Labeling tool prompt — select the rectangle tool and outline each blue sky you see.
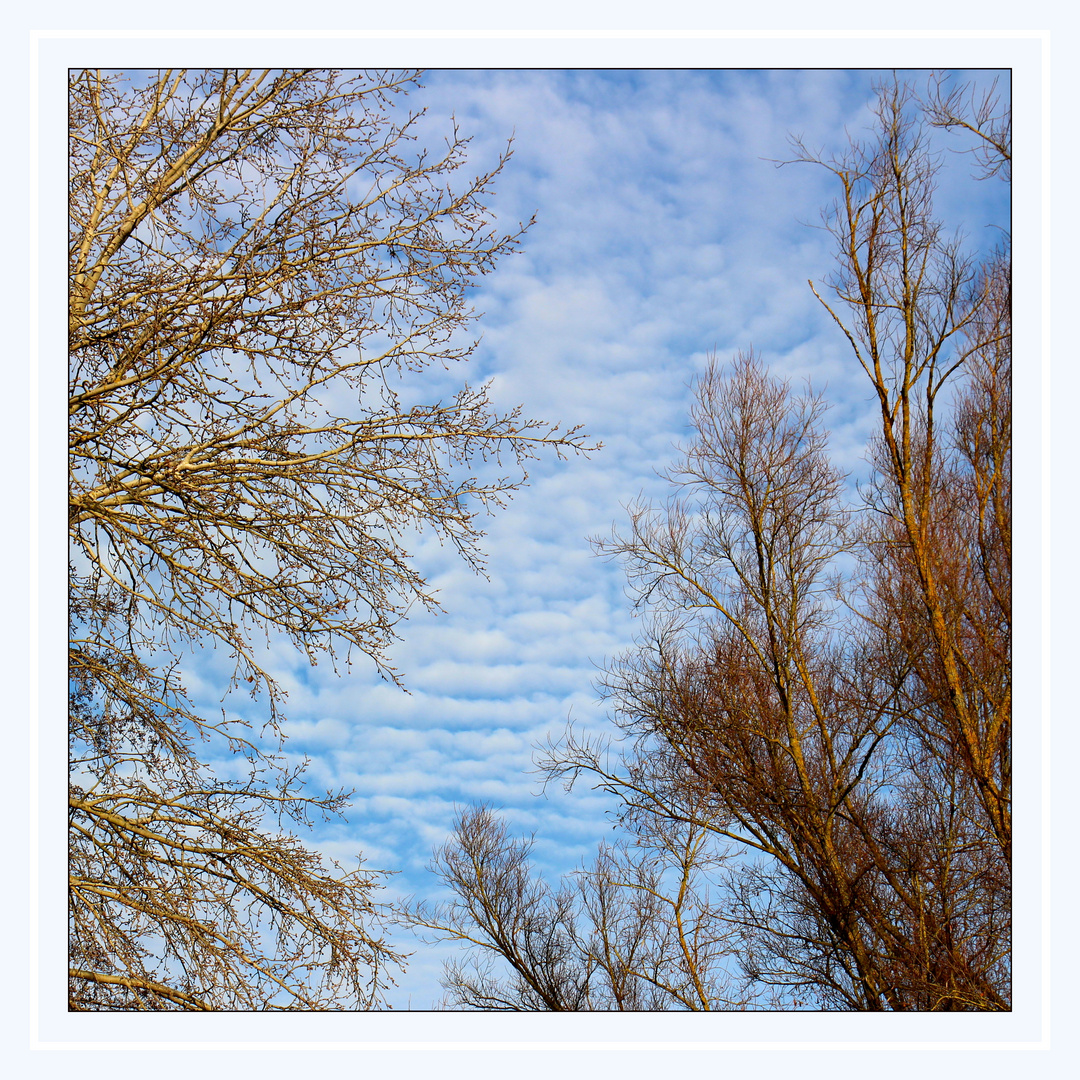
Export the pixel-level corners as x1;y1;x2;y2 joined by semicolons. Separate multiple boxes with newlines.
103;67;1012;1010
187;67;1016;1011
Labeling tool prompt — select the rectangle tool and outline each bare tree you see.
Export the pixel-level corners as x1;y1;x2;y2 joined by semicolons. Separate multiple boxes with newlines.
412;76;1010;1012
69;68;590;1010
921;71;1011;181
802;79;1011;866
401;803;745;1010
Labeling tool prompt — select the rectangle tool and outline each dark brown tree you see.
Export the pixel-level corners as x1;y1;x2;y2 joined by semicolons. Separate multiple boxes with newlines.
402;802;745;1010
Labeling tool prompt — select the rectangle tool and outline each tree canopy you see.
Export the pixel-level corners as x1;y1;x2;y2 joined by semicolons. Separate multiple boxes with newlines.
68;68;589;1010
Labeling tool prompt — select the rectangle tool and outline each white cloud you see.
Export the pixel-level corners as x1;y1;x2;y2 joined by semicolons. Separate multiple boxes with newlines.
165;68;1010;1009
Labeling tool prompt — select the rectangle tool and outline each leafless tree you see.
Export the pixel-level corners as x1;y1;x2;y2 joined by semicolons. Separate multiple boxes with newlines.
69;68;590;1010
803;79;1011;868
401;803;746;1010
921;71;1011;181
410;76;1010;1012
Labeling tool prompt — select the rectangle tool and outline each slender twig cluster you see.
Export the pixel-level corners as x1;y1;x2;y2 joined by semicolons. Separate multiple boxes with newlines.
69;68;591;1011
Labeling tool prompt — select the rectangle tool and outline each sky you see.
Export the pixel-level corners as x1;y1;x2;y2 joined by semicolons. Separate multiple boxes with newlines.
3;7;1069;1075
159;68;1010;1010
